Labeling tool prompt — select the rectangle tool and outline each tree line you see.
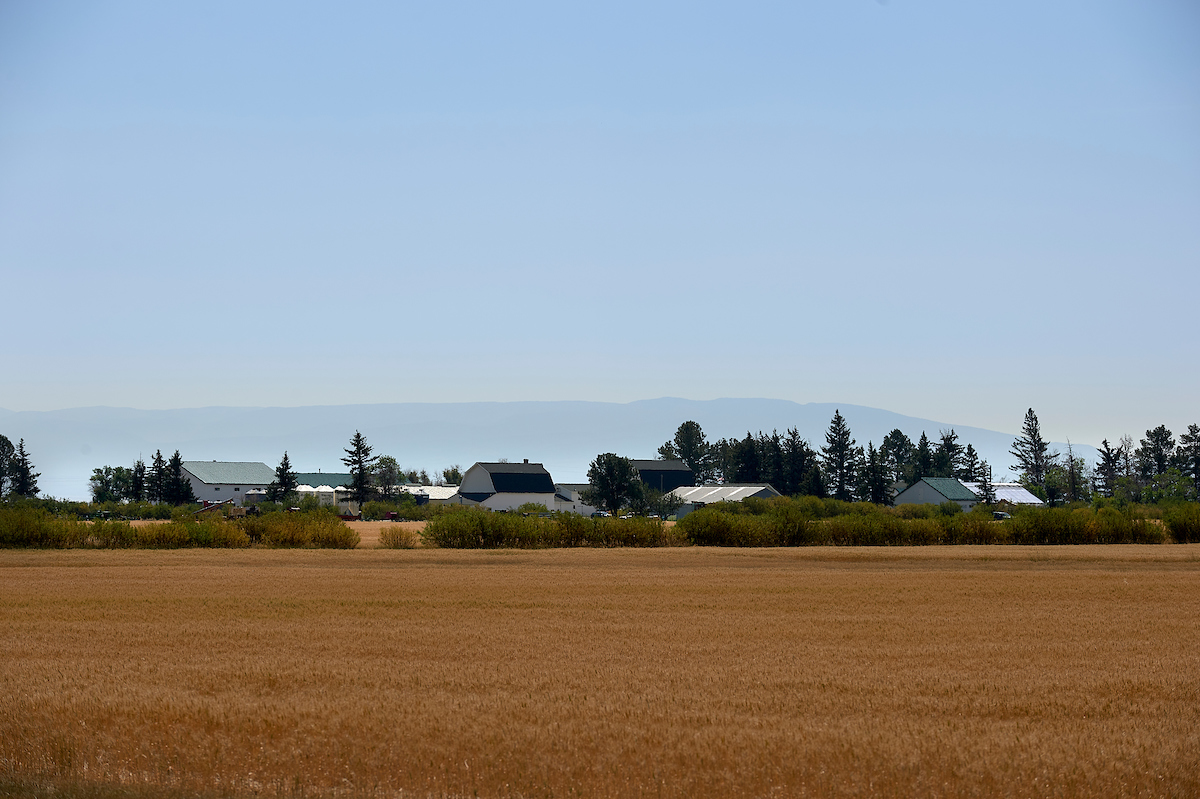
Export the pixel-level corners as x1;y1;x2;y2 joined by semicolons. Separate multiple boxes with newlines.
652;413;996;504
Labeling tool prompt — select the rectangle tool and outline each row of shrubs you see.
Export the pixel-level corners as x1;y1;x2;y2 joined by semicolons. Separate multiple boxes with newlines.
411;499;1199;549
0;505;359;549
418;508;686;549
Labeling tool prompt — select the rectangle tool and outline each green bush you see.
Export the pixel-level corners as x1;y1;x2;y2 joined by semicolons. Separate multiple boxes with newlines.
0;505;89;548
1164;504;1200;544
421;508;684;549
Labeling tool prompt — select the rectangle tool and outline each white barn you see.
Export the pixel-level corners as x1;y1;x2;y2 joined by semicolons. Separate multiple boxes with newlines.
181;461;276;507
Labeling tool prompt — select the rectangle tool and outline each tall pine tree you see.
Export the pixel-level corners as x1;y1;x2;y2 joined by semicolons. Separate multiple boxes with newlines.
341;431;379;506
821;410;856;502
1010;409;1051;492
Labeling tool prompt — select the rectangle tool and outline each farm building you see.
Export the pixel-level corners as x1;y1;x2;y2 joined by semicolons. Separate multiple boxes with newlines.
670;483;782;518
629;459;695;493
181;461;276;507
458;460;559;512
961;481;1045;506
894;477;980;511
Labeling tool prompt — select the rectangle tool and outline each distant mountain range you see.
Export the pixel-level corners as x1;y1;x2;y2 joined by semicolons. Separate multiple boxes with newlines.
0;398;1095;501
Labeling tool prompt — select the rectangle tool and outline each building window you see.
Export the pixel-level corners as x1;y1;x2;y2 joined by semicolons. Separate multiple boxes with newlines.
235;487;241;492
214;487;220;492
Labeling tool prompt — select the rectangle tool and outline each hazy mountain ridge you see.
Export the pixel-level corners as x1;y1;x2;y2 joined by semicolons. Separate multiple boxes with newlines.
0;399;1093;501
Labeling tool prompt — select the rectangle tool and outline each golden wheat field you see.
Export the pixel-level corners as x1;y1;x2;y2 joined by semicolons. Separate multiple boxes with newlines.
2;545;1199;799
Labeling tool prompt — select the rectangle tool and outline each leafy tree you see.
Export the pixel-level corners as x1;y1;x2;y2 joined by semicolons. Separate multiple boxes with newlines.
1177;424;1200;500
581;453;643;516
1010;409;1051;492
89;465;133;503
631;485;685;518
373;455;404;500
0;434;14;497
821;410;856;502
164;450;195;505
441;465;463;485
11;439;40;498
1136;425;1175;480
266;451;299;503
341;431;379;506
658;421;715;482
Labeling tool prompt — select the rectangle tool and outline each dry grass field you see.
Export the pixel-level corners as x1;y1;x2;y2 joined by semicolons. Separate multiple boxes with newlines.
2;546;1199;799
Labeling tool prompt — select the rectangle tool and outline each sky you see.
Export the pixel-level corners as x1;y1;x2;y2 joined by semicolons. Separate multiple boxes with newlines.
1;0;1198;447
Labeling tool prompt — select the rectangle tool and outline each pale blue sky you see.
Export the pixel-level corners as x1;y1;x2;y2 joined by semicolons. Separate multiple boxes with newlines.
1;1;1197;446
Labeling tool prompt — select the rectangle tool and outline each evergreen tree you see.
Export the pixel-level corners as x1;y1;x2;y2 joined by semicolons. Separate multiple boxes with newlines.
863;442;889;505
657;421;714;483
341;431;379;506
975;461;996;505
11;439;40;498
441;465;463;485
130;459;146;503
933;429;963;478
1010;409;1051;492
148;450;167;504
164;450;195;505
782;428;819;496
757;430;785;490
0;434;14;497
267;451;299;503
959;444;981;482
821;410;856;502
1135;425;1175;480
1177;424;1200;500
880;429;914;484
913;432;933;485
730;433;760;483
1094;439;1122;498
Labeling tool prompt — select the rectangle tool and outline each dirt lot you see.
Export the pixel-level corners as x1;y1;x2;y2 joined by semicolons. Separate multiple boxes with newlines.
2;546;1198;798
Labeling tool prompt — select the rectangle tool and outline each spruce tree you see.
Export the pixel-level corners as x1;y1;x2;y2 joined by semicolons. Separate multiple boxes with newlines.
959;444;981;482
913;432;933;485
341;431;379;506
821;410;856;502
11;439;40;498
267;451;299;503
880;429;914;484
1010;409;1051;491
1135;425;1175;480
864;442;889;505
975;461;996;505
782;428;817;496
0;434;14;497
130;459;146;503
731;433;760;483
165;450;195;505
148;450;167;504
1177;424;1200;501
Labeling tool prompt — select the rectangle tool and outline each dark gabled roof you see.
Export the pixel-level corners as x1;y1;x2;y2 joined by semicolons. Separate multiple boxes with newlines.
460;492;494;503
629;459;691;472
475;462;556;494
920;477;980;502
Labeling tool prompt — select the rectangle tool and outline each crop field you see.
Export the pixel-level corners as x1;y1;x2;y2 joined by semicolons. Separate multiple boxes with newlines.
2;546;1199;799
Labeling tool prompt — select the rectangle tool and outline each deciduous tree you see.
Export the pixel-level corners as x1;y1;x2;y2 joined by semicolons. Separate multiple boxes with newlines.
658;421;714;483
581;453;643;516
